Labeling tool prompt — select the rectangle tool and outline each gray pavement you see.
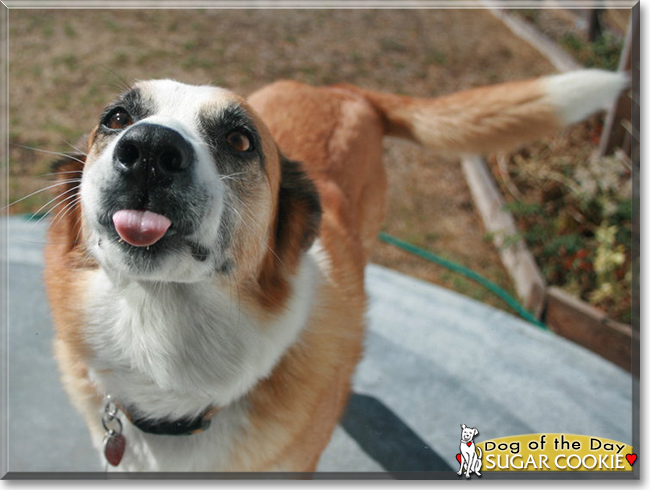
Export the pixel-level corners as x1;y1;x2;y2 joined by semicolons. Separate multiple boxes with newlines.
4;216;633;475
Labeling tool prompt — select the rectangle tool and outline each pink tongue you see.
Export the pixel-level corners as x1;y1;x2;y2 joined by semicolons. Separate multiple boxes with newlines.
112;210;172;247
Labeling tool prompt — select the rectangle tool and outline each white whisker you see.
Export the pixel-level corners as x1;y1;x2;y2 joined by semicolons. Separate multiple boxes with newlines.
3;179;81;211
34;190;81;225
226;194;284;268
49;196;81;229
36;170;84;179
30;185;81;221
219;172;246;182
60;138;89;156
12;144;87;165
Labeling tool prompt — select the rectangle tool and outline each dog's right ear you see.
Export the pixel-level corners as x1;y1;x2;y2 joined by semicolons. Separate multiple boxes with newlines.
51;132;89;180
51;151;85;178
50;132;90;192
48;135;88;251
461;424;467;430
50;149;85;210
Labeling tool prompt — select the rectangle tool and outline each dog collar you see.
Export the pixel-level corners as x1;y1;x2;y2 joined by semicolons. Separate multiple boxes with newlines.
101;396;219;467
119;403;217;436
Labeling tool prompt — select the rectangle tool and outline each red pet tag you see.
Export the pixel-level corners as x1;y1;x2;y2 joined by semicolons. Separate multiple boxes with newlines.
104;433;126;467
102;396;126;467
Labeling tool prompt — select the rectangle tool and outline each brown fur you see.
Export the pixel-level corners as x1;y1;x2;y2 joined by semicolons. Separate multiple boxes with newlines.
337;78;562;154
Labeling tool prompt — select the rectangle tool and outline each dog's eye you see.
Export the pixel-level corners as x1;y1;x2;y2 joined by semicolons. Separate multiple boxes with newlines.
104;109;133;130
226;131;252;152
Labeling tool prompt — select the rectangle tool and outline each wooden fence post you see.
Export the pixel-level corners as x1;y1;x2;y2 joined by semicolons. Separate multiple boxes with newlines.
597;10;638;158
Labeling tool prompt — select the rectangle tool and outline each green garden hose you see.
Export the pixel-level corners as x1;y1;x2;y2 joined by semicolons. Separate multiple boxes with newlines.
378;232;547;330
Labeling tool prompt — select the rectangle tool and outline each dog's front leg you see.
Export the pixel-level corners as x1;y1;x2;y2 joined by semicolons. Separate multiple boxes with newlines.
457;454;466;476
465;454;474;478
473;454;482;477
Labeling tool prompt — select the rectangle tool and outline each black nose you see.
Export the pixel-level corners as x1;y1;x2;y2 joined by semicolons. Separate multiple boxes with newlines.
114;123;194;184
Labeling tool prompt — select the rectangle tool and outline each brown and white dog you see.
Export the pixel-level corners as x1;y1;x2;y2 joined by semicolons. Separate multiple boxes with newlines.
44;70;626;472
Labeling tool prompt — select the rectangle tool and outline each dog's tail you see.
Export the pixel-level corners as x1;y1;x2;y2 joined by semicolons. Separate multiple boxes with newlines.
336;69;628;155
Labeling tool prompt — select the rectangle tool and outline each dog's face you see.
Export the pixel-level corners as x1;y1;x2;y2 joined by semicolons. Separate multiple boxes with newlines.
461;424;479;443
78;80;290;283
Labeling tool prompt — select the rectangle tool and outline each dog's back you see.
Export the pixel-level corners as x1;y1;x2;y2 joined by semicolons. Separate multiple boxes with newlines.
249;69;627;260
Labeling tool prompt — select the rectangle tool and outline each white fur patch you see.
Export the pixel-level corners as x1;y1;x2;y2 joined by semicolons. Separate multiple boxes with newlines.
140;79;232;120
309;238;332;279
543;69;629;125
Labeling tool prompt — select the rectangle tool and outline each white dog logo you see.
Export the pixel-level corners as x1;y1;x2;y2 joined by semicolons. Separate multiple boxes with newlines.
457;424;482;478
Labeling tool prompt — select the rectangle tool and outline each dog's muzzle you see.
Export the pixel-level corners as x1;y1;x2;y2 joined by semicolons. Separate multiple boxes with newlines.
106;123;199;248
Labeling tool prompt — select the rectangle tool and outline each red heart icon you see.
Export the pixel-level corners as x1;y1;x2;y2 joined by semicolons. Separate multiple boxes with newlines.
456;454;461;463
467;442;472;447
626;454;637;466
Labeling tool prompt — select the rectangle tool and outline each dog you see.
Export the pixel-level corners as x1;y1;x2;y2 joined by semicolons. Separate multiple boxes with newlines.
457;424;482;478
43;69;626;472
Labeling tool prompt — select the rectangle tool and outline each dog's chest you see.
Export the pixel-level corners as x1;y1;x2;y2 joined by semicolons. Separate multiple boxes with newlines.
80;255;320;420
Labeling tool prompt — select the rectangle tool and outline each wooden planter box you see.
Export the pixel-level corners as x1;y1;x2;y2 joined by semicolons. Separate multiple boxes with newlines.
545;287;636;372
461;154;634;373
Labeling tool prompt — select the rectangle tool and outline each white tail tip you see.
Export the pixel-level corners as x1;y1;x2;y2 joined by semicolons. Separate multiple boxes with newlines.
543;69;630;125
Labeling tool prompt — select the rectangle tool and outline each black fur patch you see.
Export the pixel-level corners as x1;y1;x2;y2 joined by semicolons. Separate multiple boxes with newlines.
277;156;322;253
95;87;156;140
217;258;234;275
189;242;211;262
101;87;156;127
197;104;264;175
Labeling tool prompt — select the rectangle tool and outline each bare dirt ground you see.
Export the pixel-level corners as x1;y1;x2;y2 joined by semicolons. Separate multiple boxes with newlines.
8;9;568;313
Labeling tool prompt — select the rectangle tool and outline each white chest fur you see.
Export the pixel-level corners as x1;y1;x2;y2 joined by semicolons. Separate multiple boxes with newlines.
80;252;321;470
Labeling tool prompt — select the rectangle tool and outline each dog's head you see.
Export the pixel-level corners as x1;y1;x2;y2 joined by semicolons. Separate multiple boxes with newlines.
461;424;479;443
56;80;320;291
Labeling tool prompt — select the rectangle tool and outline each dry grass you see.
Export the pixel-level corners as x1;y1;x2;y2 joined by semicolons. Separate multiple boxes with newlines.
8;9;567;313
510;8;627;71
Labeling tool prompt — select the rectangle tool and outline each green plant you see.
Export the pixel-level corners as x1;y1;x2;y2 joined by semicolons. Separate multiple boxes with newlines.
493;141;632;324
560;32;623;71
588;224;630;316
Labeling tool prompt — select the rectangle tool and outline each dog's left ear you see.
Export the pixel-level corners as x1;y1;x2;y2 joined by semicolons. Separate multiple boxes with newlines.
257;154;321;309
473;428;479;436
273;155;322;267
